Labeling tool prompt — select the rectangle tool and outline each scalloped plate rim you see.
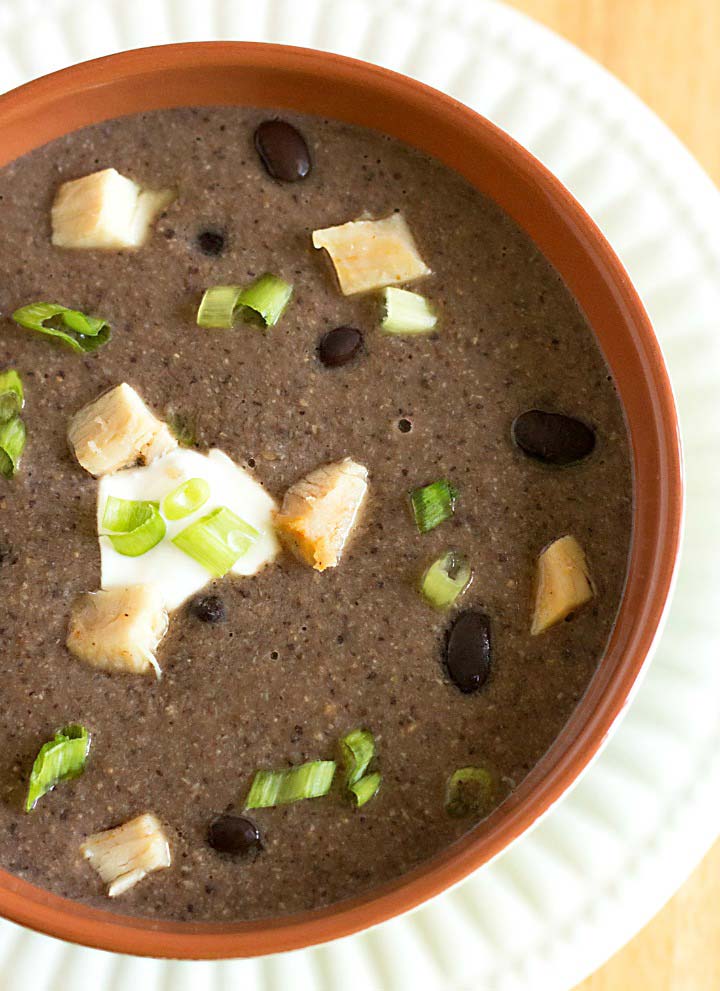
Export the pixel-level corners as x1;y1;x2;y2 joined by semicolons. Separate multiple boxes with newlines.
0;2;717;990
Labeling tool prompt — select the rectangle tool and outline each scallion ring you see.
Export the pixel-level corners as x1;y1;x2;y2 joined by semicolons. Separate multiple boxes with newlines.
245;760;336;808
12;302;110;353
161;477;210;521
445;766;495;818
236;274;293;327
166;411;197;448
196;285;243;329
381;287;437;335
172;506;258;576
0;369;24;422
101;496;166;557
197;274;293;330
409;479;458;534
340;728;375;787
349;771;382;807
420;550;472;609
0;416;26;479
25;724;91;812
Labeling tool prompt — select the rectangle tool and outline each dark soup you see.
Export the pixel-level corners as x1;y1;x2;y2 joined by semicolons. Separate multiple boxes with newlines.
0;107;632;921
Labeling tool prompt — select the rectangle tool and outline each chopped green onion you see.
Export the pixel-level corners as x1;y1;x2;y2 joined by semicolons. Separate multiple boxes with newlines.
340;728;375;787
421;550;472;609
101;496;166;557
245;760;336;808
0;416;26;479
0;369;24;422
381;287;437;335
102;495;157;532
166;411;197;447
340;729;380;807
172;506;257;576
410;479;458;533
197;274;293;330
161;477;210;521
25;724;90;812
445;766;495;819
197;285;243;329
349;771;382;807
12;302;110;353
236;274;293;327
0;370;26;478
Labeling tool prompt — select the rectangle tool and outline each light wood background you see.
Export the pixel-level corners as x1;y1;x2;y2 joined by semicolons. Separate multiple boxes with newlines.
502;2;720;988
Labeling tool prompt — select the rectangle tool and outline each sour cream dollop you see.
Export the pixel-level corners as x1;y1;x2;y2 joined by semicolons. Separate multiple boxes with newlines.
97;448;280;610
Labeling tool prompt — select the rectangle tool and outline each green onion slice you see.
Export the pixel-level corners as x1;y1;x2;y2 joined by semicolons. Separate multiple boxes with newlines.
349;771;382;807
236;274;293;327
101;496;166;557
167;411;197;448
25;724;91;812
102;496;157;532
421;550;472;609
340;728;375;787
197;285;243;329
409;479;458;534
0;416;26;479
12;302;110;353
197;275;293;330
172;506;258;576
446;766;495;819
0;369;24;422
161;477;210;521
245;760;336;808
381;287;437;335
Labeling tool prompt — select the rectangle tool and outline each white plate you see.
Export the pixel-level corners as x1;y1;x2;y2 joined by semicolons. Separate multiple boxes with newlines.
0;1;719;989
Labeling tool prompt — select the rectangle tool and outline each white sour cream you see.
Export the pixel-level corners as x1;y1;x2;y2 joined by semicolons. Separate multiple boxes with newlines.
97;448;280;610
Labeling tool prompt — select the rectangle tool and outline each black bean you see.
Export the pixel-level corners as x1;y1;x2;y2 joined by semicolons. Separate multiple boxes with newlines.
254;120;311;182
207;814;263;856
196;229;226;256
512;409;595;465
190;594;225;623
445;611;492;693
318;326;363;367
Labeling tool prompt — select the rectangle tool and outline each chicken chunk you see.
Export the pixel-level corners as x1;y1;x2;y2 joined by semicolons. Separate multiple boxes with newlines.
67;584;168;676
52;168;175;250
312;213;431;295
81;813;171;897
68;383;177;477
531;535;594;635
275;458;368;571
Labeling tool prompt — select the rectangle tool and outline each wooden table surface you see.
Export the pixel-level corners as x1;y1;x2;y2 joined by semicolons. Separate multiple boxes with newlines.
502;2;720;988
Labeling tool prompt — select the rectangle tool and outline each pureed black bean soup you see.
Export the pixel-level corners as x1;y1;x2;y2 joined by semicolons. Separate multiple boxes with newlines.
0;107;632;921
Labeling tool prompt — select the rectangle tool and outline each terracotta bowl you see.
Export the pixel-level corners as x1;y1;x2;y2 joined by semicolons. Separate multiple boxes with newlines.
0;42;683;959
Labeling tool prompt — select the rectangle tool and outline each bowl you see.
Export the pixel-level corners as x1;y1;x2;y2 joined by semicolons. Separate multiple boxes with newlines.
0;41;683;959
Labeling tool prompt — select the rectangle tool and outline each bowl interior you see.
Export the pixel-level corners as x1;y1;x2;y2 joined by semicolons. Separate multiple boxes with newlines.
0;42;683;958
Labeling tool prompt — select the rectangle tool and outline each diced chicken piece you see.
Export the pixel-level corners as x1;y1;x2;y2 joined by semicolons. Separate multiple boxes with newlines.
312;213;431;295
51;168;175;250
531;535;594;635
68;383;177;477
81;813;171;897
67;585;168;677
275;458;368;571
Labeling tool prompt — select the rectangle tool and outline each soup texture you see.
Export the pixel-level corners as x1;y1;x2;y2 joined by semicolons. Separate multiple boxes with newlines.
0;107;632;921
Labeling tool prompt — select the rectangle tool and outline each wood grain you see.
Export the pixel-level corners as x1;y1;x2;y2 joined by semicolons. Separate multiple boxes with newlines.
506;0;720;185
501;1;720;987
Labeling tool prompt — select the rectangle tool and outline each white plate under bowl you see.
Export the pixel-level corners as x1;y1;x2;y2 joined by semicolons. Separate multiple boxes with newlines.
0;1;719;989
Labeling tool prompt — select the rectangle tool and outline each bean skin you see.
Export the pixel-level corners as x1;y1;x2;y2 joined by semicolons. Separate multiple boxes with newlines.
254;120;311;181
